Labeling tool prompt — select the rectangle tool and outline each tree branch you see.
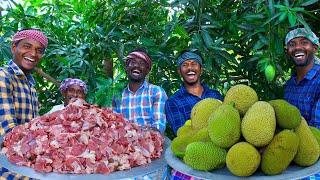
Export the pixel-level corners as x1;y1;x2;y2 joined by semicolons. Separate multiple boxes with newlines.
34;67;61;87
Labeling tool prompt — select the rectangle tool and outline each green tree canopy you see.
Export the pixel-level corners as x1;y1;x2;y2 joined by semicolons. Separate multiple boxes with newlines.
0;0;319;136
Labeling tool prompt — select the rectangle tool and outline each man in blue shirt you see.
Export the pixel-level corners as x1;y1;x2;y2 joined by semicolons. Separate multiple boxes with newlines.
165;49;223;135
113;49;168;179
284;28;320;128
165;50;223;180
113;49;167;134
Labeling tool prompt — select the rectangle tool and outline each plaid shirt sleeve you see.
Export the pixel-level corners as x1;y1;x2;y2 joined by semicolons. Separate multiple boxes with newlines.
165;99;185;135
0;165;29;180
152;87;167;133
0;70;17;135
311;98;320;128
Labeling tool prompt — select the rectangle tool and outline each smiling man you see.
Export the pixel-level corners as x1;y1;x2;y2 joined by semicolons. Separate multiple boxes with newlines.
47;78;87;114
284;28;320;128
0;28;48;134
165;50;223;180
165;50;223;136
112;49;167;134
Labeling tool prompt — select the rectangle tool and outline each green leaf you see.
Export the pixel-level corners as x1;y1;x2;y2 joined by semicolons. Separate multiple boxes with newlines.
284;0;289;6
243;14;265;21
262;12;281;26
296;15;312;31
268;0;275;15
119;26;134;35
301;0;319;6
290;7;304;12
201;30;213;48
174;25;189;39
257;57;270;72
253;40;265;50
288;11;297;27
274;5;287;11
140;38;156;47
278;11;288;22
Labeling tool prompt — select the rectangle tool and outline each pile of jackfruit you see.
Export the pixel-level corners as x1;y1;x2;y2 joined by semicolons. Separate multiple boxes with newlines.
171;84;320;177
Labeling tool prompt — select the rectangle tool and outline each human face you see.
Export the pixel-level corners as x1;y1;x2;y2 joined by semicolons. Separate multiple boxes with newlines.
62;84;86;105
125;57;148;83
286;37;318;67
11;38;45;74
179;59;202;85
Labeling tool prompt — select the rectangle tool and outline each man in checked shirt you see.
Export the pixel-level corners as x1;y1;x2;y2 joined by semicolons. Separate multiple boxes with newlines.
0;28;48;135
112;48;168;134
284;27;320;128
112;48;168;179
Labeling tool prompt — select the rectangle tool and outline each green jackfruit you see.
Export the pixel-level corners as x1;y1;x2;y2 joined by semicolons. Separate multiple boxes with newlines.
171;135;194;158
177;124;193;137
183;141;227;171
310;126;320;146
294;118;320;166
223;84;258;116
191;98;222;130
242;101;276;147
208;104;241;148
269;99;301;129
193;127;211;142
226;142;260;176
172;127;210;158
185;119;191;126
261;129;299;175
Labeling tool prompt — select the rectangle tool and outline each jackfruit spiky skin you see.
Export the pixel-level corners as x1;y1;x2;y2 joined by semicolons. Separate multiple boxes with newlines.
183;141;227;171
193;127;211;142
172;127;210;158
269;99;301;129
261;129;299;175
294;118;320;166
208;104;241;148
310;126;320;146
223;84;258;116
226;142;261;176
171;135;194;158
241;101;276;147
191;98;222;130
177;124;194;137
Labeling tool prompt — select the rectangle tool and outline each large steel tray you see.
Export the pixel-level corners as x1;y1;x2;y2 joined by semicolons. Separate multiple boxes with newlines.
0;136;170;180
165;144;320;180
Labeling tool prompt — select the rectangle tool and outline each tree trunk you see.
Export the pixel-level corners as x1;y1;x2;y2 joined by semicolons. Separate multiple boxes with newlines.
104;59;113;79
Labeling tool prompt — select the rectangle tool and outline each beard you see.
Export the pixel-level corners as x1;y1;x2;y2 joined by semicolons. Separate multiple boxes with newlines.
182;76;200;86
289;53;315;67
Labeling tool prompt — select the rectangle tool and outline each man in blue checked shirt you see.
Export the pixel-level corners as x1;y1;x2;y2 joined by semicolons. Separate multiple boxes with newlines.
165;49;223;180
284;28;320;128
284;28;320;179
165;49;223;136
112;48;168;179
112;48;168;133
0;29;48;135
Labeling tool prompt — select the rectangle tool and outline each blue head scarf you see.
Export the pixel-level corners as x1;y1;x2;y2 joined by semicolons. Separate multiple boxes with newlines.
177;51;203;67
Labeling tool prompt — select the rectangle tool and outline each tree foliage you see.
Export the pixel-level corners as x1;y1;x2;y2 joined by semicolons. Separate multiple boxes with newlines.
0;0;319;136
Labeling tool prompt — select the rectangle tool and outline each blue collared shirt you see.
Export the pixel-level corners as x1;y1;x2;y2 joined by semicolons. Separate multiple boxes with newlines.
165;84;223;135
284;64;320;128
113;80;168;133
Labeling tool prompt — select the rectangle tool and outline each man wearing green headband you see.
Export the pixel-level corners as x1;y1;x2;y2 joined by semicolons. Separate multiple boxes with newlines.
284;26;320;180
284;27;320;129
165;49;223;135
165;49;223;179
